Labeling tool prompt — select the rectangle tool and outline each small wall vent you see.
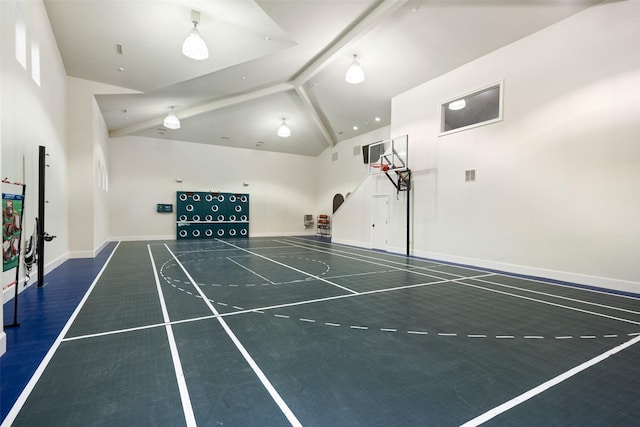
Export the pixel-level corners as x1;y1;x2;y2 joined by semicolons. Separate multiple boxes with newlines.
465;169;476;182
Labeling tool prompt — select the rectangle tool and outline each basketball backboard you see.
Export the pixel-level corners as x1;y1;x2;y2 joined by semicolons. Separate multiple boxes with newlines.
367;135;408;175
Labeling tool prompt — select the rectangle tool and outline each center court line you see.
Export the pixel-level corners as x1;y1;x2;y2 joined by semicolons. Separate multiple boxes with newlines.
216;239;358;294
148;246;196;426
460;334;640;426
164;244;302;427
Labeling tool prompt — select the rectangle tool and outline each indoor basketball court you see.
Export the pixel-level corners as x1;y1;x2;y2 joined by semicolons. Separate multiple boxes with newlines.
3;237;639;426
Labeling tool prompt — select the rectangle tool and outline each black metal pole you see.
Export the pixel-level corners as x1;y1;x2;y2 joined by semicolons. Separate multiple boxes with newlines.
406;171;410;257
37;146;45;287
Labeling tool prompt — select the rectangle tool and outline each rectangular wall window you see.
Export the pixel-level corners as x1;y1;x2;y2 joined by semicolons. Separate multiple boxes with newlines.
15;4;27;69
440;81;503;136
31;40;41;86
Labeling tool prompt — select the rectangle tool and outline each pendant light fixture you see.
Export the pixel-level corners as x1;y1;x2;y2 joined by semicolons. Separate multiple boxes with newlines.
277;118;291;138
182;10;209;61
345;54;365;84
163;107;180;130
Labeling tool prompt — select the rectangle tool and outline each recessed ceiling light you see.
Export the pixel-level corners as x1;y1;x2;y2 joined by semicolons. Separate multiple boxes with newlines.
375;117;381;122
265;36;271;41
448;99;466;110
353;126;358;130
118;67;124;72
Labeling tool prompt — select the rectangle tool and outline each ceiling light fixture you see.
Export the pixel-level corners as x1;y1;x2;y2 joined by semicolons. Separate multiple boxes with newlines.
277;118;291;138
448;99;466;111
182;10;209;60
163;107;180;129
345;54;365;84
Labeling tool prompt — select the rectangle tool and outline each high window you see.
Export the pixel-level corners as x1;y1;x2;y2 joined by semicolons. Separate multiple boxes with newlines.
440;81;503;136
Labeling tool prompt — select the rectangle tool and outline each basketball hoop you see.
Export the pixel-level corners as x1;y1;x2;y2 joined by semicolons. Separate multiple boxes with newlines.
370;163;390;172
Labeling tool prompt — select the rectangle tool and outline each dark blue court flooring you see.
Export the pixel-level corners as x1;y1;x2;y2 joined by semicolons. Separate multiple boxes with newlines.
2;238;640;426
1;242;117;420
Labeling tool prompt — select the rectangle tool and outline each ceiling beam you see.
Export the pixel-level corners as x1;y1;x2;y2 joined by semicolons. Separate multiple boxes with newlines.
295;86;336;147
291;0;408;87
110;1;408;141
109;82;295;137
287;0;407;147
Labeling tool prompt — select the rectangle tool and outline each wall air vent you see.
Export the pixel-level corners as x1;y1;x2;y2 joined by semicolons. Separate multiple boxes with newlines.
465;169;476;182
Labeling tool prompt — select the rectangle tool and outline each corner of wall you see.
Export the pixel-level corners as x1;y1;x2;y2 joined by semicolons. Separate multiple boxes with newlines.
0;331;6;357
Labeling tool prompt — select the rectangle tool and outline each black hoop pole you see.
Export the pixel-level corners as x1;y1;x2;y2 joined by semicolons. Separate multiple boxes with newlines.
406;169;411;256
2;179;27;327
37;146;45;287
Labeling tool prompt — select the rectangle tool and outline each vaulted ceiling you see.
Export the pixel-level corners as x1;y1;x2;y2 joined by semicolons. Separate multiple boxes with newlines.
44;0;600;156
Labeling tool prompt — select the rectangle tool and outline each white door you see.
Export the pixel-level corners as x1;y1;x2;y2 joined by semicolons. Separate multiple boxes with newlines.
371;194;389;251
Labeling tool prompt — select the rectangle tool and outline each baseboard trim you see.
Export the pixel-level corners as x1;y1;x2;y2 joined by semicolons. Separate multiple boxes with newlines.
406;248;640;296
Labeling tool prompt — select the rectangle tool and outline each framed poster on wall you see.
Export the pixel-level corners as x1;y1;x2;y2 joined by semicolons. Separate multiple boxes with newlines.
3;193;24;271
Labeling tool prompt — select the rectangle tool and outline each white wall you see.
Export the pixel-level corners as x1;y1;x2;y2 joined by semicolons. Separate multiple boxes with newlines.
1;0;69;353
108;136;318;239
92;96;110;251
315;126;390;216
334;0;640;293
66;76;138;257
1;0;69;285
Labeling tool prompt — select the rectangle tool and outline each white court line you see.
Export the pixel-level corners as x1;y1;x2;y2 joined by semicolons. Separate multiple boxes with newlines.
62;321;169;342
282;239;640;324
470;277;640;317
164;244;302;427
456;280;640;326
148;246;196;426
276;239;452;283
460;334;640;426
1;242;121;427
226;256;276;284
217;239;358;295
288;237;640;303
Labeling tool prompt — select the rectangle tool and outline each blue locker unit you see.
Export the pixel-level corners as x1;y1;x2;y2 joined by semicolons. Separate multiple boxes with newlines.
201;222;217;238
177;222;202;240
177;191;249;240
228;193;249;222
228;223;249;237
176;191;203;222
203;192;227;222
